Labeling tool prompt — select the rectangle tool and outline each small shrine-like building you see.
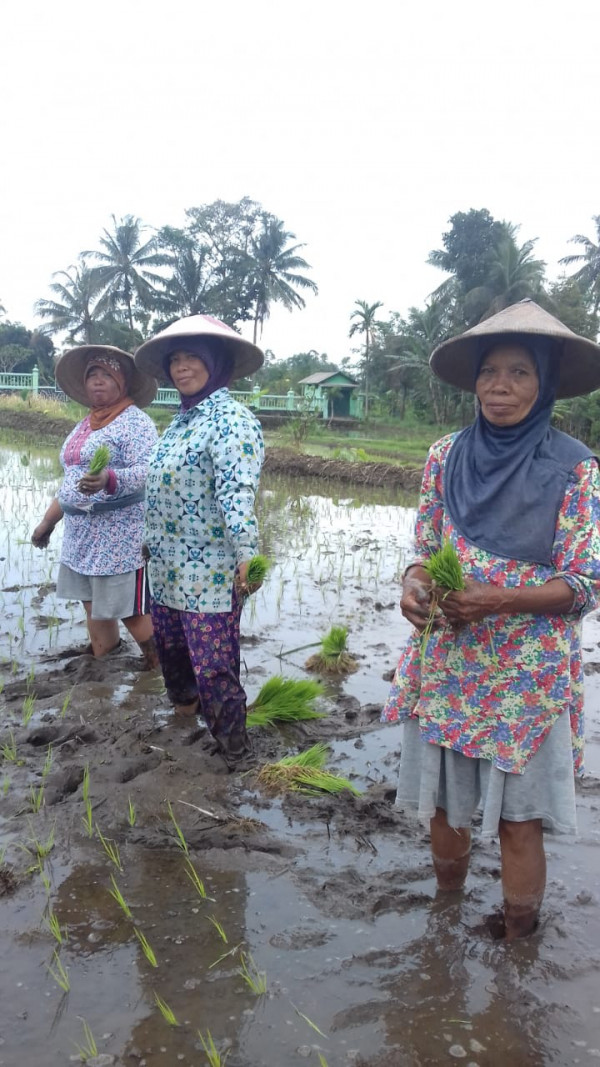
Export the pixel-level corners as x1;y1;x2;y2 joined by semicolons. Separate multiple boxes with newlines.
298;371;363;419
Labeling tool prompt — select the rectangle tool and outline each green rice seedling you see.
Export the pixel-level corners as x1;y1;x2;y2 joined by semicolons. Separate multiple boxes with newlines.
166;800;189;855
246;677;325;729
60;688;74;719
82;764;90;803
108;874;133;920
208;942;242;970
135;927;158;967
47;950;70;992
29;782;45;813
26;664;35;688
82;800;93;838
95;825;122;871
1;731;17;763
22;692;36;726
42;745;53;779
257;743;361;798
246;554;270;586
318;1056;330;1066
291;1003;328;1037
127;795;136;827
87;445;110;474
40;870;51;894
44;908;67;945
305;625;358;676
422;540;497;666
30;822;55;862
197;1029;230;1066
207;915;228;943
2;776;9;796
237;951;267;995
184;857;212;900
153;991;178;1026
73;1017;98;1062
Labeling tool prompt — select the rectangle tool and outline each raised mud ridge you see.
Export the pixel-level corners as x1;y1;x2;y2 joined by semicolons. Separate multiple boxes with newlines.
0;409;424;489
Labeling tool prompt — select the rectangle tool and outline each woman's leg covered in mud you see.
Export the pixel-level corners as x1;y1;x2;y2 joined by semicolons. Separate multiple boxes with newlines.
499;817;546;940
181;591;249;757
430;807;472;891
122;613;159;669
83;602;120;657
149;601;198;710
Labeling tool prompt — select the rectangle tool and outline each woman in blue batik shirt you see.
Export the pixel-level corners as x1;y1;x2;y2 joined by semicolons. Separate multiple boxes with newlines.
135;315;265;768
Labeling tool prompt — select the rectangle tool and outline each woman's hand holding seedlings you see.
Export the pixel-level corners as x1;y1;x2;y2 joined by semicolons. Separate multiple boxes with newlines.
78;469;110;495
401;566;435;632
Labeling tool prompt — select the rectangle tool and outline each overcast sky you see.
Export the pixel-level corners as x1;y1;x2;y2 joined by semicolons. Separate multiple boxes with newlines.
2;0;599;362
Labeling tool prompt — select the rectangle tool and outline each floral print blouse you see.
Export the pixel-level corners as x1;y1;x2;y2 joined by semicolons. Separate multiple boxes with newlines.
58;406;158;576
145;388;264;614
382;434;600;775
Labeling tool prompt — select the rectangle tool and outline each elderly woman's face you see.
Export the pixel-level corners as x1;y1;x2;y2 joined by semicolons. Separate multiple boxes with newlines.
476;345;539;426
168;349;210;395
84;365;123;408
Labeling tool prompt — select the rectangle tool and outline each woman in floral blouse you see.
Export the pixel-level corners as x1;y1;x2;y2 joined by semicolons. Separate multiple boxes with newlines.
32;346;159;666
135;315;265;768
383;300;600;940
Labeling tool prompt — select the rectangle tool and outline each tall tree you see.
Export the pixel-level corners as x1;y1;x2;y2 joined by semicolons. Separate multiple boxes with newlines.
349;299;384;418
184;198;263;326
35;264;104;344
156;228;213;320
464;224;546;321
386;299;459;423
84;214;166;331
560;215;600;314
248;216;318;343
429;209;505;298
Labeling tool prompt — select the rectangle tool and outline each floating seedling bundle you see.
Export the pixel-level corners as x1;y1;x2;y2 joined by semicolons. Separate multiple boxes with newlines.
257;742;361;796
246;677;324;728
305;625;358;676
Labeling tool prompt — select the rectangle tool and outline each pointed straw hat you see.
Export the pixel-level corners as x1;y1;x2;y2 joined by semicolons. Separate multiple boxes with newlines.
134;314;264;383
430;299;600;399
56;345;157;408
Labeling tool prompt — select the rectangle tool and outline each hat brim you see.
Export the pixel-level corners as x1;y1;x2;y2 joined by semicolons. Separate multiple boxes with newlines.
134;322;264;383
430;328;600;399
56;346;157;408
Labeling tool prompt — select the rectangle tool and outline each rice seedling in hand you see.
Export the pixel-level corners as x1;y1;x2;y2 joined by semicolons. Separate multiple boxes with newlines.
256;743;361;797
246;677;325;728
422;540;497;665
108;874;133;920
166;800;189;854
135;927;158;967
197;1029;230;1066
153;991;179;1026
246;554;270;586
305;625;358;676
87;445;110;474
237;951;267;995
73;1017;98;1062
47;950;70;992
207;915;228;943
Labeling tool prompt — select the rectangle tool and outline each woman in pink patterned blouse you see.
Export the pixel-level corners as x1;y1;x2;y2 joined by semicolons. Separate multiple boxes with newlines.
32;346;159;667
382;300;600;940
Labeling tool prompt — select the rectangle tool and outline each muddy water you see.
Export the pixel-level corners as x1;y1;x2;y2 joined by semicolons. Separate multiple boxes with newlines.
1;437;600;1067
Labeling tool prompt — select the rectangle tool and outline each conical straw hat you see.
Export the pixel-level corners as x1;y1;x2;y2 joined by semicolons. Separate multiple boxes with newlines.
430;299;600;399
56;345;157;408
134;314;264;383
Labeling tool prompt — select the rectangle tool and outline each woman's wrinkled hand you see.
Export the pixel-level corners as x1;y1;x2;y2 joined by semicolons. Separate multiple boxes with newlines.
400;567;434;632
77;470;109;495
31;520;54;549
235;561;262;598
439;579;500;626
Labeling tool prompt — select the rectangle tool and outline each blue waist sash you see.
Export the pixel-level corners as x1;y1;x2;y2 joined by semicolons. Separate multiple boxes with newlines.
59;488;146;516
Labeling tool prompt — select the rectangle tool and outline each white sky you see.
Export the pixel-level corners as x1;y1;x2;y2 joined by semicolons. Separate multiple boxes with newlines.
1;0;599;361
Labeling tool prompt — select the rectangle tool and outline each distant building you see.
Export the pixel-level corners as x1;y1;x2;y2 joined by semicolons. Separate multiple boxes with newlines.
298;371;363;419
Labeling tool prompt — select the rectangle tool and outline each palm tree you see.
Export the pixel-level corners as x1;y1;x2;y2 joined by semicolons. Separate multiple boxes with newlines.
465;224;545;322
560;215;600;314
84;215;166;331
159;243;212;319
35;264;105;343
348;299;384;418
248;217;318;343
387;300;454;424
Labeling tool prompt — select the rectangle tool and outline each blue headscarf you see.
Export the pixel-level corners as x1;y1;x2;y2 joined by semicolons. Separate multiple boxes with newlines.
443;335;592;565
163;338;235;411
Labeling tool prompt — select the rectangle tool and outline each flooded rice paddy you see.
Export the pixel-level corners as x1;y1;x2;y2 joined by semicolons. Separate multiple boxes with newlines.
1;436;600;1066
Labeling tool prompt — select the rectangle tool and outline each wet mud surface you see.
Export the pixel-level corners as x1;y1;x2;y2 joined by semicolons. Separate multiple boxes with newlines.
1;438;600;1065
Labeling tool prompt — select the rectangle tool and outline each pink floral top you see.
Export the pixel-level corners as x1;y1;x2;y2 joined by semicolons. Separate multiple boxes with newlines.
382;434;600;775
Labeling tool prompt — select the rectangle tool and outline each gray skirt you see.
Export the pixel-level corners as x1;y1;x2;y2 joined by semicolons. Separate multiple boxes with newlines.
56;564;149;621
396;711;577;837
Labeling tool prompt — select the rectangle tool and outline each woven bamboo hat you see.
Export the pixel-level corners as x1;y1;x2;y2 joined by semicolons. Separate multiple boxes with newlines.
55;345;158;408
134;314;264;383
430;299;600;399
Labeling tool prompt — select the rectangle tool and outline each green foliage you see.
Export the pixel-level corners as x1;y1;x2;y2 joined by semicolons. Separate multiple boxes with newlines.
246;677;325;728
423;541;465;591
257;742;361;796
87;445;110;474
246;554;270;584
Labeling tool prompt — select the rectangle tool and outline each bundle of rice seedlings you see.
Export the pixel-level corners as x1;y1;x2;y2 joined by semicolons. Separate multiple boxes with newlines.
246;677;325;728
88;445;111;474
421;540;497;665
305;625;358;675
246;554;270;585
257;742;361;796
